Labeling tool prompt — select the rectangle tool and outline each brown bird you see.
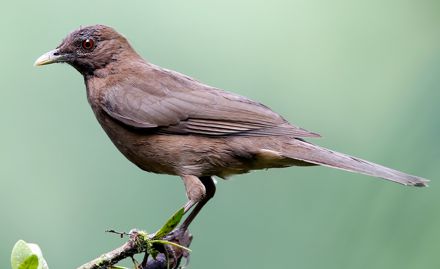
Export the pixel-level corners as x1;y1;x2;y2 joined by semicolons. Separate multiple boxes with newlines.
35;25;428;230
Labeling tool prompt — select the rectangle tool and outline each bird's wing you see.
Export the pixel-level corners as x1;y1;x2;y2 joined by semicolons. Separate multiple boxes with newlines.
100;67;320;137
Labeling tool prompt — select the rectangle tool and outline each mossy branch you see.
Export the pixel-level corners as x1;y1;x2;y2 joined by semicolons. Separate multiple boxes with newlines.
76;229;192;269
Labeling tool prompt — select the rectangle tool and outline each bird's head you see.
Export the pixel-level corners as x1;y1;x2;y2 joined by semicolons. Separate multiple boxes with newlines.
34;25;135;76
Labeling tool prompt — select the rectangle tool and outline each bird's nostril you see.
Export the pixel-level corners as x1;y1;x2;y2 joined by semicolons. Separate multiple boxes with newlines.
53;51;59;56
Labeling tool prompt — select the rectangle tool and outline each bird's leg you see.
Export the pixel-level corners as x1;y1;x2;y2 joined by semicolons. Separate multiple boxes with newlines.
181;175;206;213
179;176;216;231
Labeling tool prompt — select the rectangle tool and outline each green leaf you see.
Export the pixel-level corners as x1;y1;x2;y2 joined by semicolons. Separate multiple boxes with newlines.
11;240;48;269
11;240;34;269
18;255;39;269
154;207;184;239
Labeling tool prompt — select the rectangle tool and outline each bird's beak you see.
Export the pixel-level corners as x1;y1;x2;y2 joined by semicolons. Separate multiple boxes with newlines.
34;49;66;66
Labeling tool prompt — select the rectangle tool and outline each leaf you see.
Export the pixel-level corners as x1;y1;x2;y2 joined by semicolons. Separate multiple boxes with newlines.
11;240;34;269
154;207;184;239
18;255;39;269
11;240;48;269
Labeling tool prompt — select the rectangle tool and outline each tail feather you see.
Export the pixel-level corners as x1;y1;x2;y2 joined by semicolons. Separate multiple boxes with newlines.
281;139;429;187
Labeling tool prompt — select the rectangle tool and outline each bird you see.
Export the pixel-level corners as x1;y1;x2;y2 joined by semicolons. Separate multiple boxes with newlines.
35;25;428;230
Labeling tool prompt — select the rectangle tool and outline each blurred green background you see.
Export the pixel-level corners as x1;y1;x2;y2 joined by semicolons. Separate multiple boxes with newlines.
1;0;439;268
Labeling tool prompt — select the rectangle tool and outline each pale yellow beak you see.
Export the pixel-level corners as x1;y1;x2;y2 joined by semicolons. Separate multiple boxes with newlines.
34;49;64;66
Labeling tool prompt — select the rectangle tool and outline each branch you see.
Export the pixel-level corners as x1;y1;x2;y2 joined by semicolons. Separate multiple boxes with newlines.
77;229;192;269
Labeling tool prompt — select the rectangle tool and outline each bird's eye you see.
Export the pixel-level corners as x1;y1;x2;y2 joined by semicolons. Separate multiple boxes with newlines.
82;38;95;50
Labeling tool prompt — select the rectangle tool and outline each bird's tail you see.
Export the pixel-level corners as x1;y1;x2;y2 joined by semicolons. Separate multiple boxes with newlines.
279;139;429;187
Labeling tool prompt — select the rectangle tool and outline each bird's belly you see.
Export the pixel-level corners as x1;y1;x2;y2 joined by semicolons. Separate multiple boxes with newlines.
104;130;254;177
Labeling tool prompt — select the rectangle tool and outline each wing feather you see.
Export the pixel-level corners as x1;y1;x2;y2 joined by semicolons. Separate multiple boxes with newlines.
101;65;320;138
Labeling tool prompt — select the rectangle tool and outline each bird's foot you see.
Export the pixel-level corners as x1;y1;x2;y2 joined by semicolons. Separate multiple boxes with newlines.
138;227;192;269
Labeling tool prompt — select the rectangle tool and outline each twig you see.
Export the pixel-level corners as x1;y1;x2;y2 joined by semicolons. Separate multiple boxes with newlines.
105;229;130;238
